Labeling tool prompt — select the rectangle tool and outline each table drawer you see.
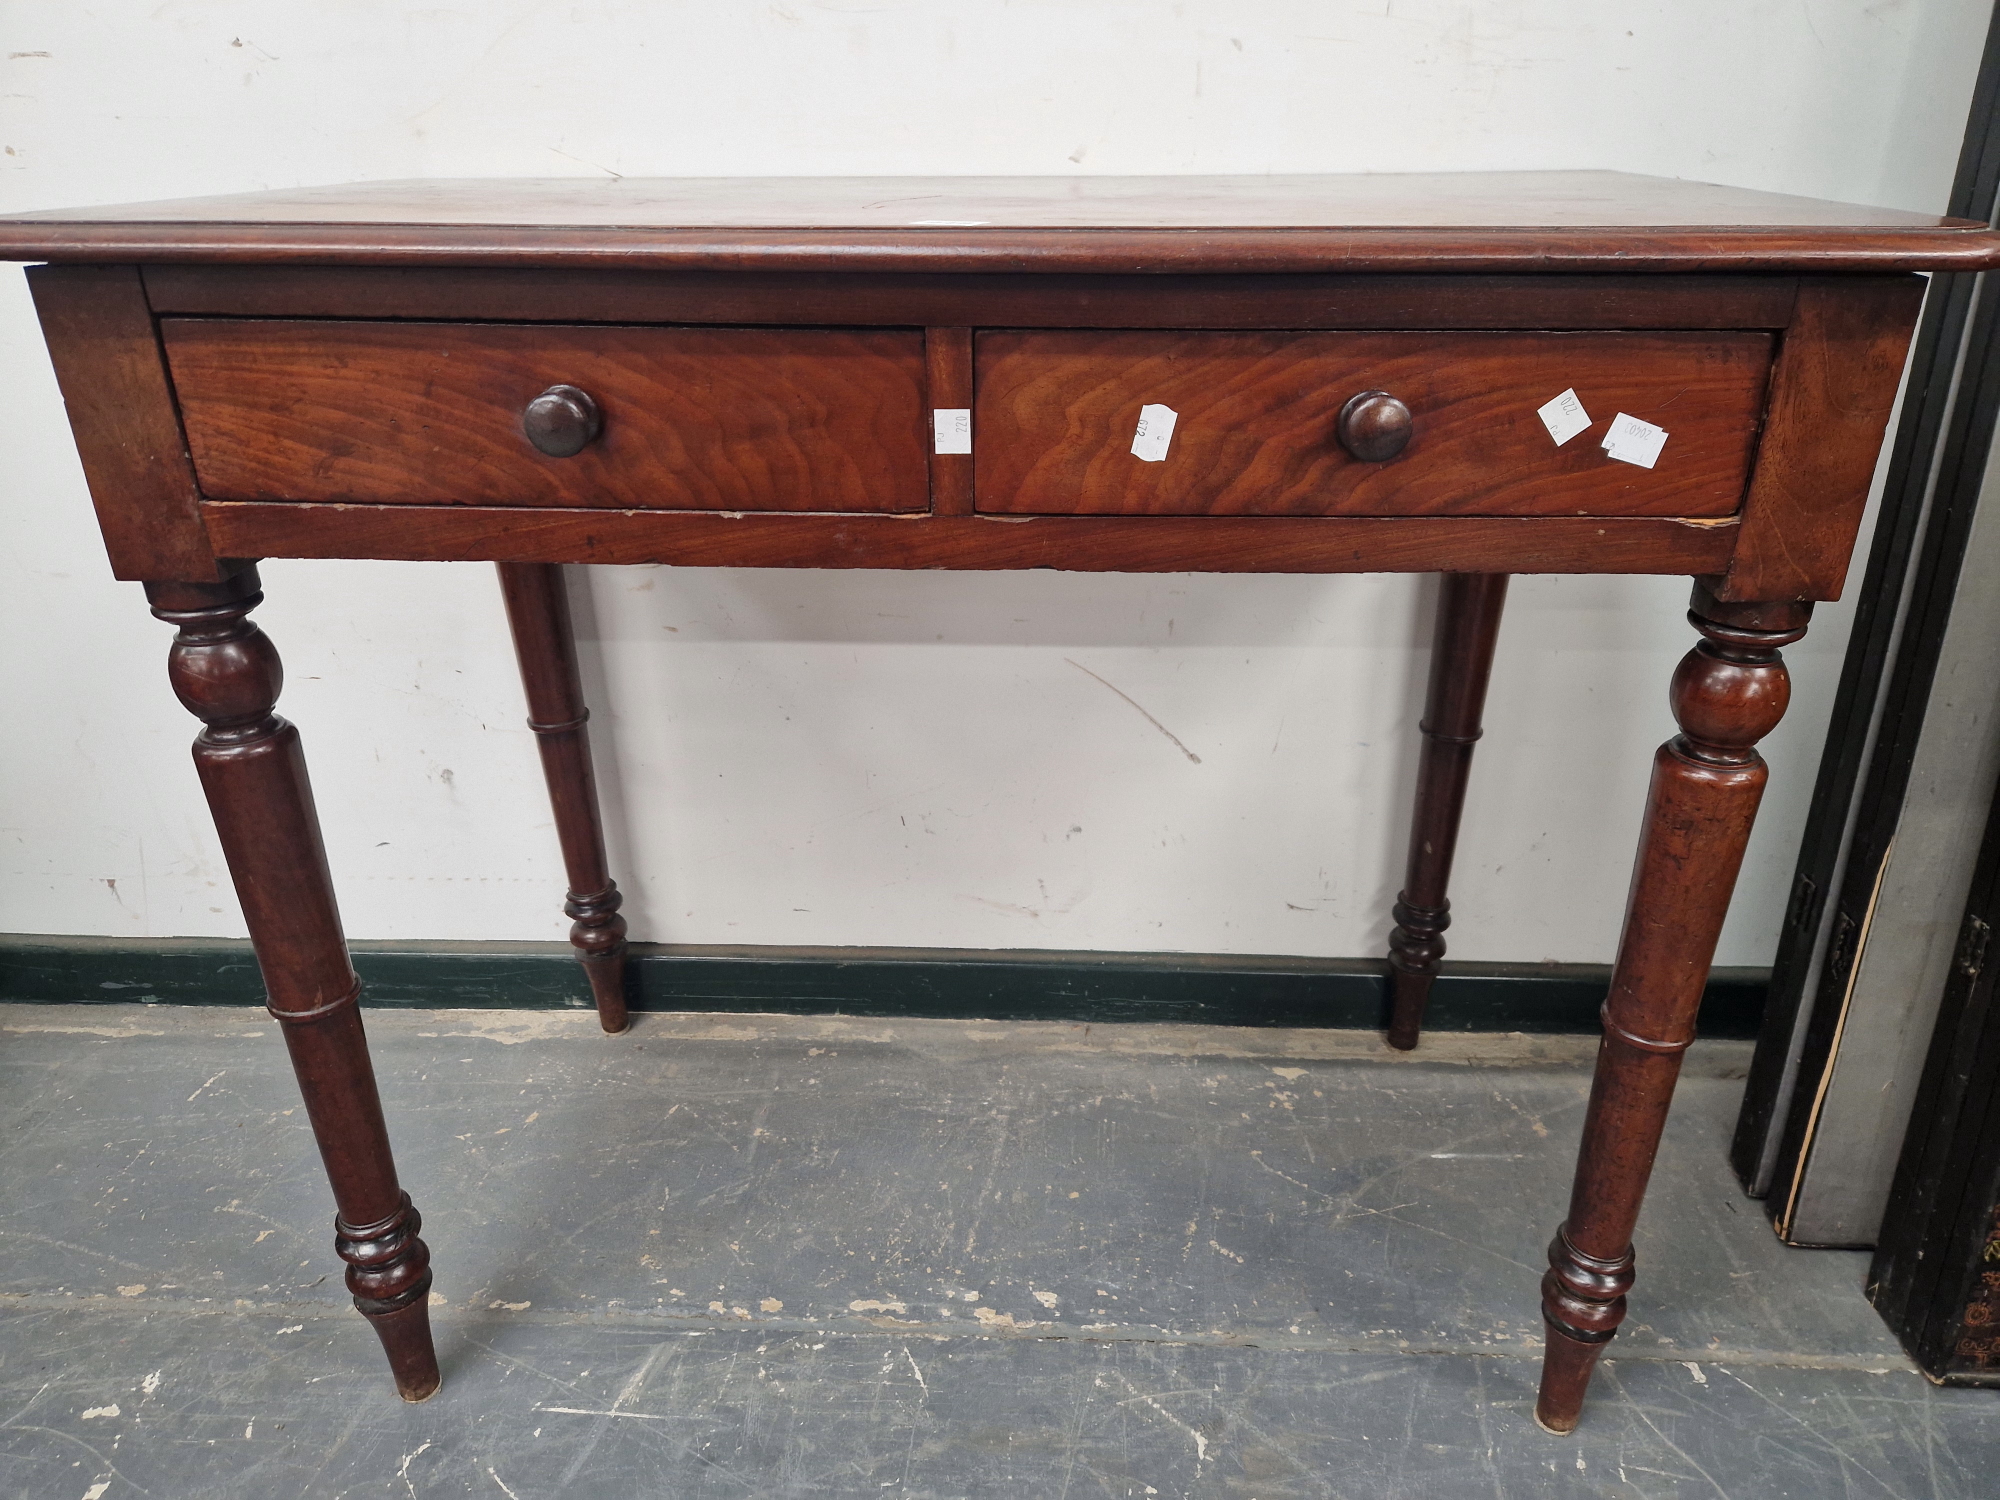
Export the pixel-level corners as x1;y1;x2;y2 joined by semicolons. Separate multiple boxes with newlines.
974;330;1773;518
162;320;929;512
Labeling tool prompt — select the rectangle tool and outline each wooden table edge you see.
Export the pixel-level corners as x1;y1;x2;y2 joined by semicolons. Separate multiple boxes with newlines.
3;223;1999;274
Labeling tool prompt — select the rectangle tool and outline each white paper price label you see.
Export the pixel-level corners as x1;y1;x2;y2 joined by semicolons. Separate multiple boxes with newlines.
1601;412;1669;469
932;408;972;455
1537;388;1591;447
1131;403;1178;462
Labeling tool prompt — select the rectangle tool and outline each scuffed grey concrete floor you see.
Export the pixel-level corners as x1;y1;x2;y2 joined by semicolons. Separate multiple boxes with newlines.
1;1003;1994;1498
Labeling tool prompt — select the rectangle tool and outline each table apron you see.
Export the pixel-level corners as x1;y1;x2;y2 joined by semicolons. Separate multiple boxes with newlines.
197;502;1739;574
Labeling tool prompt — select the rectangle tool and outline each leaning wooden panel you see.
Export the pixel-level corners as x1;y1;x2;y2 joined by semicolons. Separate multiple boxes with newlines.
200;501;1739;575
1718;276;1927;602
976;330;1773;519
25;265;226;581
163;320;930;513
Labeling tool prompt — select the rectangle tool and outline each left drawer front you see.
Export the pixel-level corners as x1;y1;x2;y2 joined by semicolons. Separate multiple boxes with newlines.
162;320;929;512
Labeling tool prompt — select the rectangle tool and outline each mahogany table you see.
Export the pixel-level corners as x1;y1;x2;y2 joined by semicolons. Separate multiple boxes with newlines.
5;173;1995;1432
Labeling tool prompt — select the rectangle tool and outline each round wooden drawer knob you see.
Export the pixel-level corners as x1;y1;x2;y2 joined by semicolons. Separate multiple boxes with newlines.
1337;390;1413;462
523;384;602;457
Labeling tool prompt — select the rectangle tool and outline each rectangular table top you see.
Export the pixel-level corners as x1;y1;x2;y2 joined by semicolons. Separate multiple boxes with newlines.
4;172;1996;274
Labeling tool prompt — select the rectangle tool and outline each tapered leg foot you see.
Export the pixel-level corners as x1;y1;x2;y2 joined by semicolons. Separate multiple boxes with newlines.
570;884;630;1033
1535;1227;1632;1431
1386;574;1508;1050
1386;898;1449;1051
339;1190;438;1400
1534;1330;1604;1434
497;563;632;1034
360;1295;442;1402
149;569;439;1401
1532;583;1809;1429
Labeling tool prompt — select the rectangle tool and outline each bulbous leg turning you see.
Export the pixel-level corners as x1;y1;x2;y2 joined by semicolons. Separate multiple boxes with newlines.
1536;1229;1634;1432
340;1191;440;1401
147;568;440;1401
1534;582;1809;1431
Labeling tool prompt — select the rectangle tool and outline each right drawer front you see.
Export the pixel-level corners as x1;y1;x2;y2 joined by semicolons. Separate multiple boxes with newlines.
974;329;1774;518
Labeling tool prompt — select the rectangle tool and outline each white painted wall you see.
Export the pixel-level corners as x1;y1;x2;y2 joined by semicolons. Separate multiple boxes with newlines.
0;3;1988;967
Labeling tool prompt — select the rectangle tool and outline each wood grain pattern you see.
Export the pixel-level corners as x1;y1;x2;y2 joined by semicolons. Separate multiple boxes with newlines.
925;327;973;516
1387;574;1510;1050
9;173;2000;273
145;568;439;1401
1716;276;1927;601
1537;586;1811;1431
24;265;230;581
13;174;1976;1426
162;319;928;512
496;563;629;1034
139;267;1806;332
19;171;1986;229
198;501;1740;575
976;330;1773;519
23;222;1996;275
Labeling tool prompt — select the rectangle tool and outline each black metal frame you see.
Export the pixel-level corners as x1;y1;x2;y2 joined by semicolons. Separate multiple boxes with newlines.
1868;764;2000;1380
1732;0;2000;1206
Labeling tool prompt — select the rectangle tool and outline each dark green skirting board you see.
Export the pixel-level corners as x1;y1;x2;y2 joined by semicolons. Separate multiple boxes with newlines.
0;934;1767;1036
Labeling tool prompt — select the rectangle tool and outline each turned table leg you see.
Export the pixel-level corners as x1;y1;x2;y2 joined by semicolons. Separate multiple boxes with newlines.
496;562;630;1033
147;568;439;1402
1386;573;1509;1050
1535;583;1810;1433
